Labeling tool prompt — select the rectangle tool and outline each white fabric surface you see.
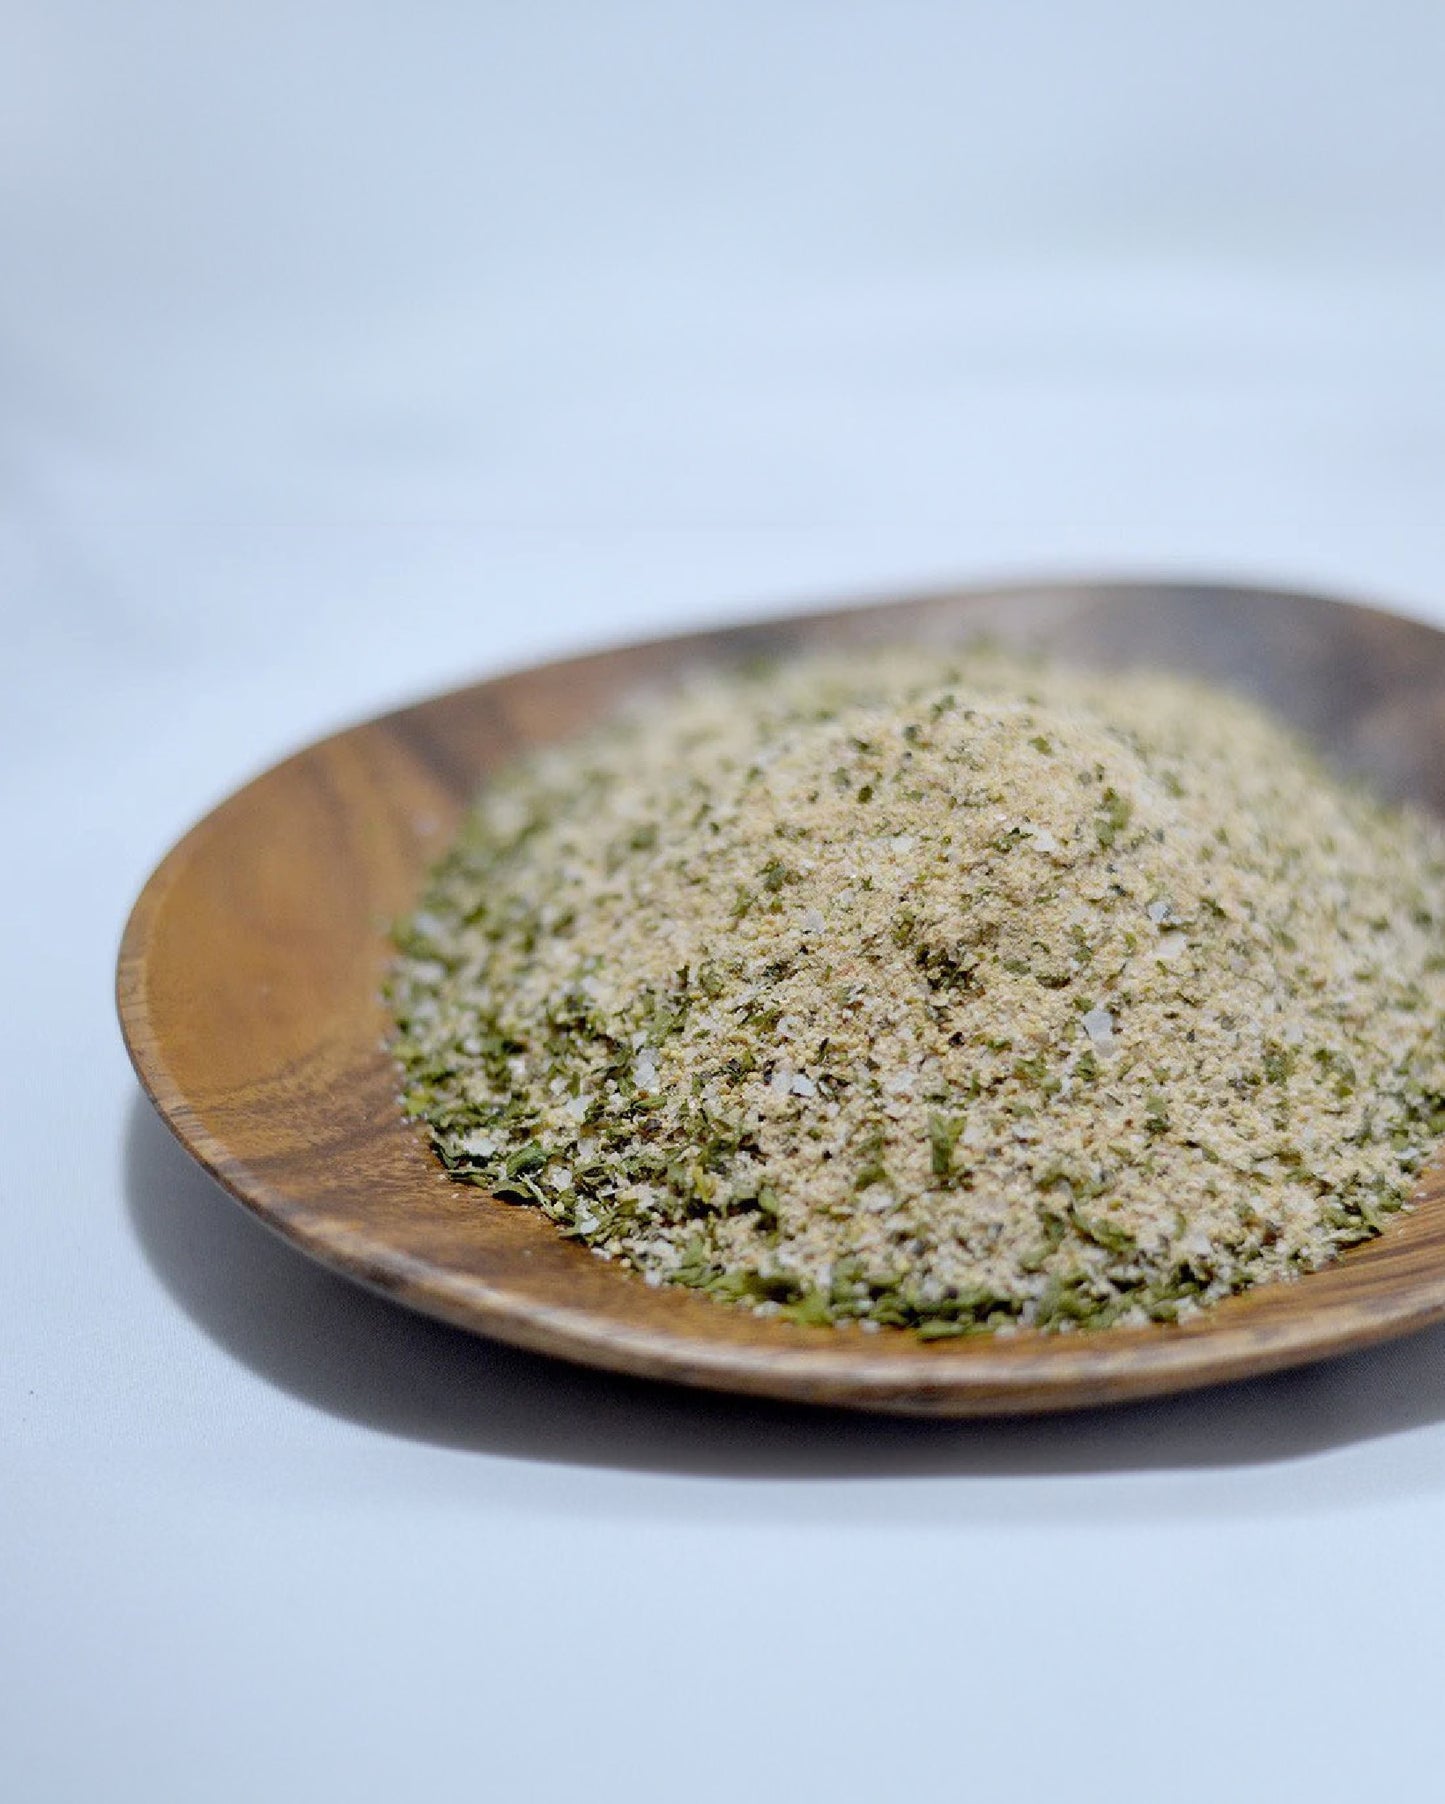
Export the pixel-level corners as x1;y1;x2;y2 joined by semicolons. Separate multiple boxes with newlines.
6;5;1445;1799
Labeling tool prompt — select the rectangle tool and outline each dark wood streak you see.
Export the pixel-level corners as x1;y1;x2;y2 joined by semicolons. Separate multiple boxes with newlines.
116;578;1445;1415
378;708;487;807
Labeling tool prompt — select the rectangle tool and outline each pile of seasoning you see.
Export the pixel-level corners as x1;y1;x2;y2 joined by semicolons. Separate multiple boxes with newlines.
389;647;1445;1335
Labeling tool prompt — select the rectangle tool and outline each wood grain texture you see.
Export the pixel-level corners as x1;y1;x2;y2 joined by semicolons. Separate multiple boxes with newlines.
116;578;1445;1415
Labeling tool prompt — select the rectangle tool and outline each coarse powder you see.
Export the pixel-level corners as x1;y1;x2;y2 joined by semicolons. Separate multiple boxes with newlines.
389;648;1445;1335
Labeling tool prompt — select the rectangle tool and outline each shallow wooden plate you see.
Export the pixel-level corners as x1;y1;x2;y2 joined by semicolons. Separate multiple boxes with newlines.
117;578;1445;1415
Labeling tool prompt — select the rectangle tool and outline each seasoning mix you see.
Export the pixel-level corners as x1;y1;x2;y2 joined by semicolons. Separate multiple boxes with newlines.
390;648;1445;1335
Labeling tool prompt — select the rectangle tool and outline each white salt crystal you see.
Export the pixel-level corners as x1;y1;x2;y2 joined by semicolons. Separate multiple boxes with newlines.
1082;1007;1116;1050
769;1064;796;1098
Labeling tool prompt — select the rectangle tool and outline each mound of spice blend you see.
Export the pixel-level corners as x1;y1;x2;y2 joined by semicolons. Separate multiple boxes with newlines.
389;649;1445;1335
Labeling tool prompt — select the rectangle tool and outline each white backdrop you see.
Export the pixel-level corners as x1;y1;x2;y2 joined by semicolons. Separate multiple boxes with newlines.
6;5;1445;1800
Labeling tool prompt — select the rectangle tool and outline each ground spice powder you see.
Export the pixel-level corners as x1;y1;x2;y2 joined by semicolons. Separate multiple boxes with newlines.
390;649;1445;1335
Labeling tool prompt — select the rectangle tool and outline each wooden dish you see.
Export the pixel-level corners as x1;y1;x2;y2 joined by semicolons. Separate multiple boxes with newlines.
117;578;1445;1415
